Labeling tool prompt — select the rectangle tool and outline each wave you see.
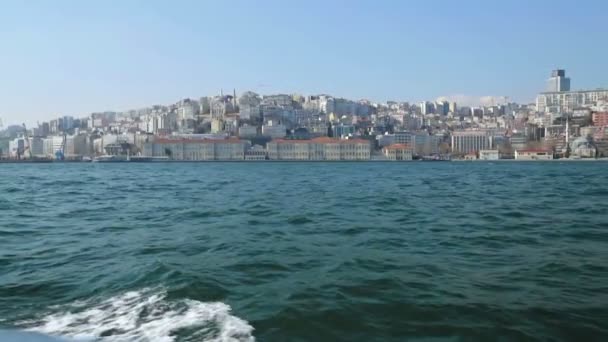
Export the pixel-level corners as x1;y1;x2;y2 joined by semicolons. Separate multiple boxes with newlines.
22;288;254;342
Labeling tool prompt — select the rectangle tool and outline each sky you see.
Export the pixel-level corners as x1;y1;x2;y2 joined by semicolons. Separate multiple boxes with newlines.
1;0;607;126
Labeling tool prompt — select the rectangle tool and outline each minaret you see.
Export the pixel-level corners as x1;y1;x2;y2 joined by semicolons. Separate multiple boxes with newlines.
565;116;569;144
233;88;237;108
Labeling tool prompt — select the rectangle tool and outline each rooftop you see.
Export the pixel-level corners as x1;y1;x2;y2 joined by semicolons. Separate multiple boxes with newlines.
271;137;370;144
153;138;245;144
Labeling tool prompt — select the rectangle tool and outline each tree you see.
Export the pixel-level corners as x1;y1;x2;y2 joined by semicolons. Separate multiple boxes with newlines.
164;148;172;159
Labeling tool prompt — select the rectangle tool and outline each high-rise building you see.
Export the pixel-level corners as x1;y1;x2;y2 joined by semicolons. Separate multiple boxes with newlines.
420;101;432;115
449;102;457;113
546;69;571;93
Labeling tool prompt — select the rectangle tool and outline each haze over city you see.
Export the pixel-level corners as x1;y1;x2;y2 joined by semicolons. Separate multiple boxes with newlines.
1;0;607;126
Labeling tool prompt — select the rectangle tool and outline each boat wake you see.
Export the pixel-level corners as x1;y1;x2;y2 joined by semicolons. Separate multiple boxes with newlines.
22;288;254;342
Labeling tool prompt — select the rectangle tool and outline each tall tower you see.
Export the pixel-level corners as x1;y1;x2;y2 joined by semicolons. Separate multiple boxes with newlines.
233;88;237;108
546;69;571;92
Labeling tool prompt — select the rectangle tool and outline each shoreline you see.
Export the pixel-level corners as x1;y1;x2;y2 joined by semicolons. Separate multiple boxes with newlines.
1;158;607;164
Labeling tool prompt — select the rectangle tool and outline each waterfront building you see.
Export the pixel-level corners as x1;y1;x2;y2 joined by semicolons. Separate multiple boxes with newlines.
65;134;89;157
143;138;248;161
244;145;267;160
570;136;596;158
43;136;64;158
30;137;45;157
267;137;371;161
479;150;499;160
8;138;24;158
413;133;441;156
394;131;414;145
514;149;553;160
451;130;491;154
382;144;413;161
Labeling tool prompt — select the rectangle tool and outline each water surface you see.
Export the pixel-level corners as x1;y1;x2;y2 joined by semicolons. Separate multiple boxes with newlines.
1;162;607;341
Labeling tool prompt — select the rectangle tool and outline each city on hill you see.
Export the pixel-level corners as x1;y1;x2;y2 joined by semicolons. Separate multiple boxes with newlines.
1;69;607;162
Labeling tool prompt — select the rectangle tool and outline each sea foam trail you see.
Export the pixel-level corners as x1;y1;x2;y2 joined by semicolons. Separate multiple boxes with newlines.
24;288;255;342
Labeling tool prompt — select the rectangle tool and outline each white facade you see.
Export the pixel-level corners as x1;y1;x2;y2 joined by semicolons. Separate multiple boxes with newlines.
479;150;499;160
451;131;491;154
143;139;248;161
267;138;371;161
43;136;64;157
514;149;553;160
536;89;608;113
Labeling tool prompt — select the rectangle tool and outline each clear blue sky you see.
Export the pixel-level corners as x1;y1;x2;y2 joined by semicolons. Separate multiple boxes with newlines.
1;0;607;125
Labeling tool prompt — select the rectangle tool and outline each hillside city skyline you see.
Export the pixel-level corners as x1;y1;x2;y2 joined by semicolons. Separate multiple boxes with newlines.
1;0;607;125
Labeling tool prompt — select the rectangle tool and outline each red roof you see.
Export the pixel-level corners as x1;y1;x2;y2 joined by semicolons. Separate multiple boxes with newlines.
271;137;370;144
153;138;244;144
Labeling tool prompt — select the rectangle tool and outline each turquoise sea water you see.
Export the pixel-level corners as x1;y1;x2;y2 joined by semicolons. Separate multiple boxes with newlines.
1;162;607;341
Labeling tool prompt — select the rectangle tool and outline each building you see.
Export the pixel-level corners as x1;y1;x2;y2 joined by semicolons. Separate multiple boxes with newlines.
536;89;608;114
451;130;491;154
43;136;64;158
143;138;248;161
420;101;432;115
570;136;596;158
267;137;371;160
514;149;553;160
211;118;224;133
394;131;414;145
26;137;43;157
592;112;608;127
244;145;267;160
435;101;449;115
413;133;441;156
546;69;571;93
65;134;89;157
479;150;499;160
383;144;413;160
333;124;355;138
262;124;286;139
449;102;457;113
238;125;258;138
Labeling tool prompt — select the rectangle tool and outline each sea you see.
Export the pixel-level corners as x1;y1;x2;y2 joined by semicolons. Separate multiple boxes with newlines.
1;162;607;341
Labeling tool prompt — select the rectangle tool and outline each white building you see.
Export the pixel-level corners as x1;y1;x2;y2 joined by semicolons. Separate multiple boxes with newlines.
143;138;249;161
514;149;553;160
267;137;371;160
479;150;499;160
451;130;491;154
43;136;64;157
382;144;413;161
536;89;608;113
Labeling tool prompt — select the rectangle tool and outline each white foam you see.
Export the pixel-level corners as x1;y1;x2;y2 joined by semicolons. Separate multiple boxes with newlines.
24;288;255;342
